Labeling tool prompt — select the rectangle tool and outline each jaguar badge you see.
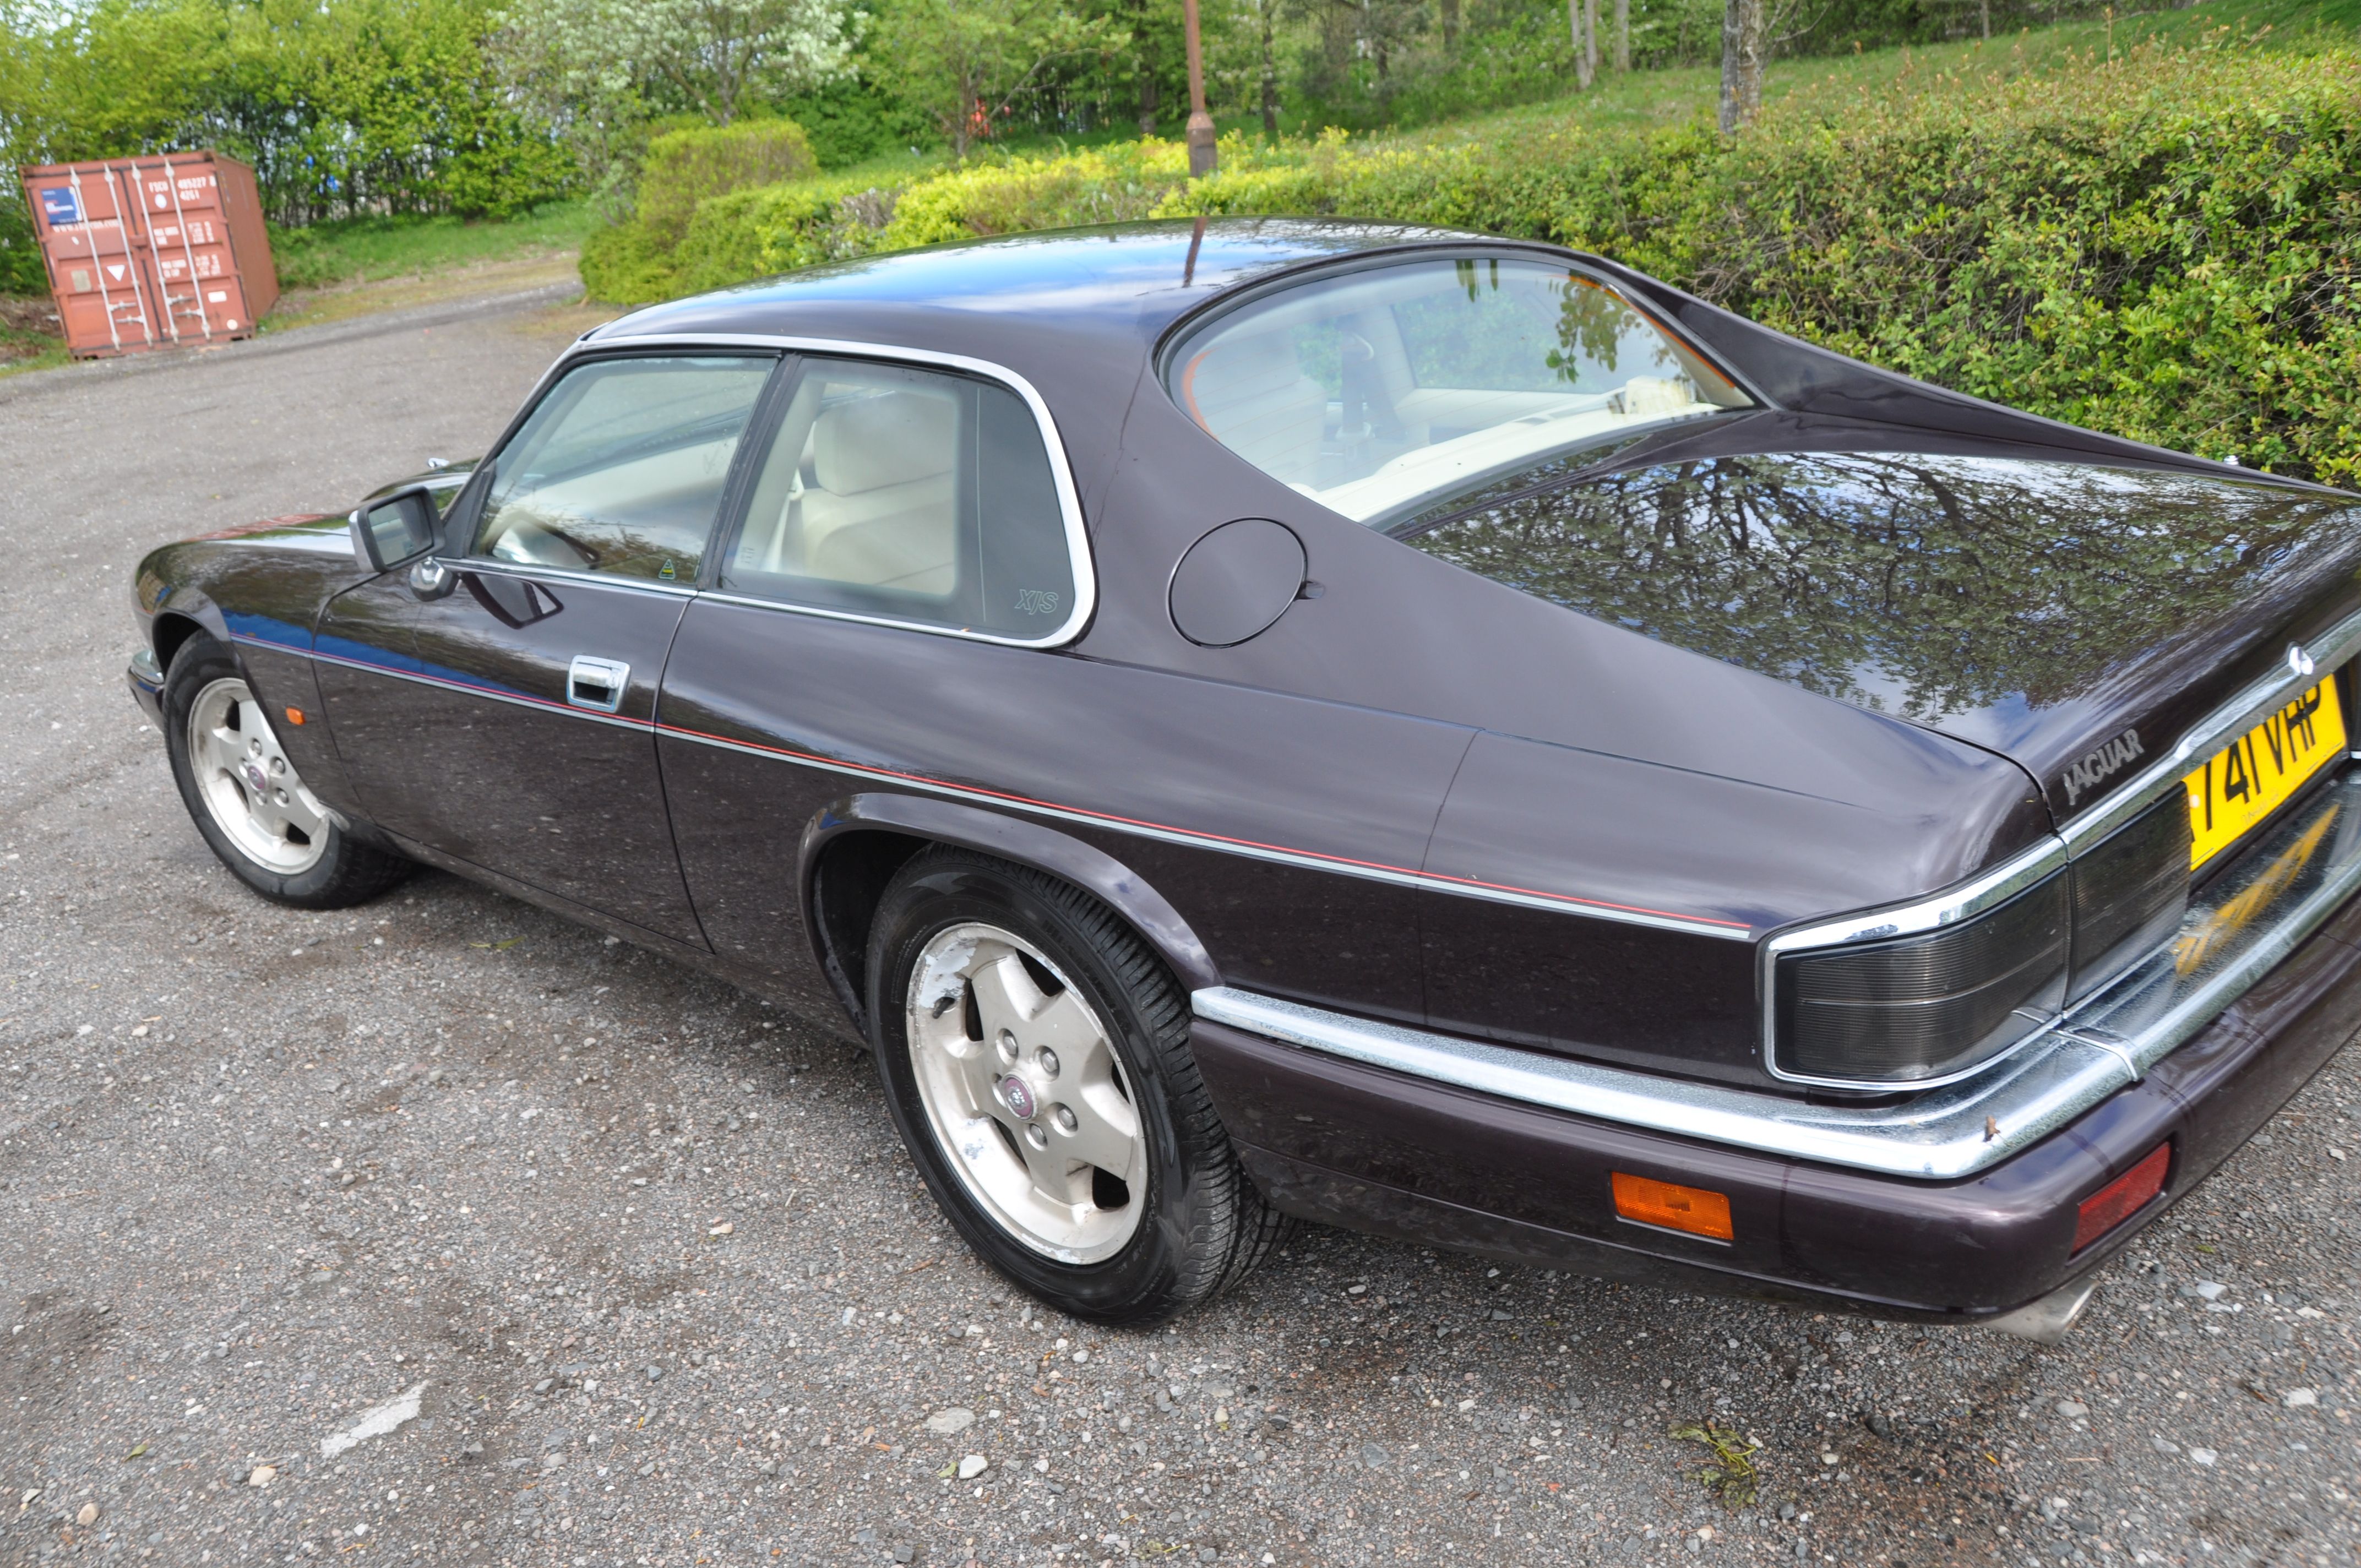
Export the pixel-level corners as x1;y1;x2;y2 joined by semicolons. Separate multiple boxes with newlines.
2060;727;2144;807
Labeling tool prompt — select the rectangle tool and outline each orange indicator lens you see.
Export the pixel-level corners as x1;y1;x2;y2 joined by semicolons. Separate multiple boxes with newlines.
284;707;306;726
1611;1172;1734;1242
2071;1142;2170;1253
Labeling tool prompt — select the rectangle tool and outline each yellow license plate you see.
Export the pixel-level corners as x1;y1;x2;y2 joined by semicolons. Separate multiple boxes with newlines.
2184;676;2347;868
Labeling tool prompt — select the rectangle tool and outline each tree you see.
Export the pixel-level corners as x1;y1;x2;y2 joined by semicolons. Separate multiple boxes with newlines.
498;0;852;136
863;0;1124;158
1249;0;1279;137
1718;0;1764;131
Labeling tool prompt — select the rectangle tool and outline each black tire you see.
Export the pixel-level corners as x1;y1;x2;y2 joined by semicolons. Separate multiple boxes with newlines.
162;633;412;910
867;847;1288;1324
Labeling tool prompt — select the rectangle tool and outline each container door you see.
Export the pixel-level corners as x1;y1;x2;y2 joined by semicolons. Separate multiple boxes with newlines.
326;353;778;947
128;160;251;341
28;167;161;355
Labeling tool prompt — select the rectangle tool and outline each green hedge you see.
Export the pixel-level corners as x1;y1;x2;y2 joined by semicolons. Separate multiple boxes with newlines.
590;37;2361;487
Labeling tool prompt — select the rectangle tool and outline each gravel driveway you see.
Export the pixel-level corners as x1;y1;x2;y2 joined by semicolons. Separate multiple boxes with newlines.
2;289;2356;1568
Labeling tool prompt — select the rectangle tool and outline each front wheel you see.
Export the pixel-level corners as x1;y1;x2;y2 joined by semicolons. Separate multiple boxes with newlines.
162;634;412;909
868;848;1286;1324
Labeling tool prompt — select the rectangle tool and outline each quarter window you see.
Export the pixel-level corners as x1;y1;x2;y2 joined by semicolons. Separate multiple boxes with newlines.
472;355;774;582
1167;257;1751;528
720;357;1078;639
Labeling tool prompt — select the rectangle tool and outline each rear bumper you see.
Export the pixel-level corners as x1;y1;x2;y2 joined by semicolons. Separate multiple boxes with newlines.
1192;776;2361;1325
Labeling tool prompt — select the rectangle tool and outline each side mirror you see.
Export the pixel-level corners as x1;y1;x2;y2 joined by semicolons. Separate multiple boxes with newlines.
350;484;440;572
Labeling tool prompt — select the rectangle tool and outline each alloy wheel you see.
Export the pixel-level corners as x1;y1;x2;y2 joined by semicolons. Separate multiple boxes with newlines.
904;921;1147;1263
184;676;329;875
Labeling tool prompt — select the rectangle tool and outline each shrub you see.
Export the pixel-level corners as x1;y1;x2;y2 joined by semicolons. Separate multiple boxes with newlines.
581;35;2361;486
635;119;820;241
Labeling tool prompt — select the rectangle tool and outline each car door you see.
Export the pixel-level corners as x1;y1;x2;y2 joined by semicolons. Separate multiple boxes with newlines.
653;353;1061;993
329;351;779;945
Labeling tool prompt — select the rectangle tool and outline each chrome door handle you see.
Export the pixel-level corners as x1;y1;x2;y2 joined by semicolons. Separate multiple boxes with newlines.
567;655;630;713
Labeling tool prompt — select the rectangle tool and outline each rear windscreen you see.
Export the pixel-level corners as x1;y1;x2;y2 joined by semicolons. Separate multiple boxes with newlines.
1166;256;1749;528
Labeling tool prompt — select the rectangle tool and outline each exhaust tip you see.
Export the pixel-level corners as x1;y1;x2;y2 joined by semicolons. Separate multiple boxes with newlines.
1983;1275;2101;1345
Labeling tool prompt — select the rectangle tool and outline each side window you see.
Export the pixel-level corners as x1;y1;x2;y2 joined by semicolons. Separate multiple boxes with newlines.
472;355;774;582
721;357;1079;639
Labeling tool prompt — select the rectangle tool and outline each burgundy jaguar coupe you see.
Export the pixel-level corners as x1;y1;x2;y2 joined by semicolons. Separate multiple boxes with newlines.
128;220;2361;1336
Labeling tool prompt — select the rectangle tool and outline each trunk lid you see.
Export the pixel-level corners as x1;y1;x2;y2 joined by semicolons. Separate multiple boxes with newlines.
1401;449;2361;824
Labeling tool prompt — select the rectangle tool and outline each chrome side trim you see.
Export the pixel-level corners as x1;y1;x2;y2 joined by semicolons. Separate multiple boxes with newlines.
1194;764;2361;1180
1769;834;2066;950
452;558;697;599
524;333;1100;651
1756;616;2361;1090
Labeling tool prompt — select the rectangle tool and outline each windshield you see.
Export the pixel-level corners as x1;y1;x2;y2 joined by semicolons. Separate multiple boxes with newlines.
1167;255;1751;526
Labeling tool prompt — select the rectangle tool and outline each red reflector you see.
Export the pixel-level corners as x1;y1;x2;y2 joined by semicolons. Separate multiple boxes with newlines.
2072;1143;2171;1253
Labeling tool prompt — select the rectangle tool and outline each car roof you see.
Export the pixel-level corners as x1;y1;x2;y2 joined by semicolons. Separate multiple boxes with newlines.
591;217;1494;345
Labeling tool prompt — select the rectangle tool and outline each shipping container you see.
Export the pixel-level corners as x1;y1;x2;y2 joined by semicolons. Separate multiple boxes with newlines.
17;151;279;359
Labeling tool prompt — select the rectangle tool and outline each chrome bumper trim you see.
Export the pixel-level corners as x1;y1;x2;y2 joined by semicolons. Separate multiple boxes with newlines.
1194;766;2361;1180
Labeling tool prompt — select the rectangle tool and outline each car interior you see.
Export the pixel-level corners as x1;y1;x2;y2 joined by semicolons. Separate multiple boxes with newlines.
1174;259;1749;527
732;377;962;597
474;357;773;580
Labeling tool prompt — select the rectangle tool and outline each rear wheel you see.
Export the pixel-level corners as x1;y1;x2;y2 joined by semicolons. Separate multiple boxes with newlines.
162;634;411;909
868;847;1287;1324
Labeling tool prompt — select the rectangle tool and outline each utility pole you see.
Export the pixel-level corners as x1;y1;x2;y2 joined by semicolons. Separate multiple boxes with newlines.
1184;0;1217;177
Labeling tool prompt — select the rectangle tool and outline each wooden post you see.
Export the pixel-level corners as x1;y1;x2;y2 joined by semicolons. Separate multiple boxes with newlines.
1184;0;1217;178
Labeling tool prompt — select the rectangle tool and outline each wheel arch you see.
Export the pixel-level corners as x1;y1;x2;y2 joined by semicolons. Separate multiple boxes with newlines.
151;603;229;673
799;793;1223;1036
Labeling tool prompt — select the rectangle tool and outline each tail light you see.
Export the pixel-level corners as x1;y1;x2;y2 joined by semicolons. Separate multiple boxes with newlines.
2072;1142;2172;1252
1773;794;2193;1087
2069;795;2192;1001
1774;873;2070;1084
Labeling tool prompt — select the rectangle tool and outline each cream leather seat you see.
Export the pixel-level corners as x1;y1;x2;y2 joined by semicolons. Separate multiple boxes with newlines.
1182;330;1330;486
793;389;959;594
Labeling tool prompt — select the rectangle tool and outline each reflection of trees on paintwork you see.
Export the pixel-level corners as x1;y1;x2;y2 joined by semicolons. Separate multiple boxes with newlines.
1406;453;2361;721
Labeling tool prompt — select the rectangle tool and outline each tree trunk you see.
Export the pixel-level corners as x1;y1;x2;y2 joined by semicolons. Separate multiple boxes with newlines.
1718;0;1764;132
953;80;978;159
1614;0;1630;71
1586;0;1601;83
1138;68;1160;135
1979;0;1990;39
1260;1;1280;138
1572;0;1593;89
1440;0;1459;50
